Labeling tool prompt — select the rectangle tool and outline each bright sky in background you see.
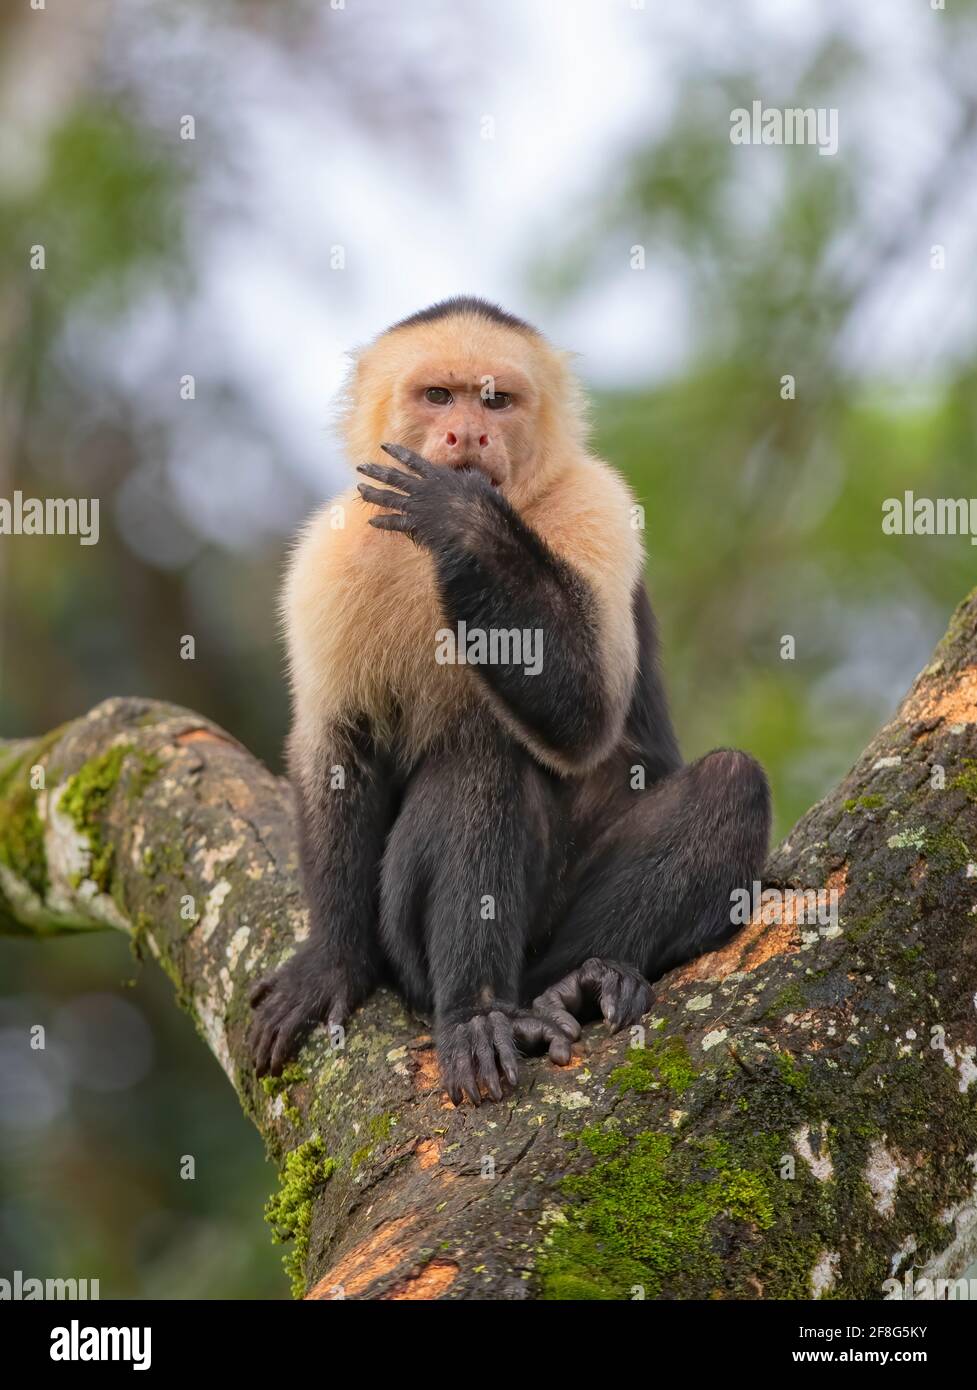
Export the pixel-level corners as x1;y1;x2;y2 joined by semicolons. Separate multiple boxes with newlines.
39;0;977;502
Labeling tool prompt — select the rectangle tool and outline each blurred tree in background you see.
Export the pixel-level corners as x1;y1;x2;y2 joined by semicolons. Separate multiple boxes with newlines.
1;0;976;1296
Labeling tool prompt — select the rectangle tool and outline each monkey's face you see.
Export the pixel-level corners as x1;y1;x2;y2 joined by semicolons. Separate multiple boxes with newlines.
349;313;582;505
388;334;540;494
391;367;536;493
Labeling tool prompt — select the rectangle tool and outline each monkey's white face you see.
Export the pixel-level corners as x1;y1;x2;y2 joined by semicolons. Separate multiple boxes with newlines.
390;359;539;494
348;313;582;508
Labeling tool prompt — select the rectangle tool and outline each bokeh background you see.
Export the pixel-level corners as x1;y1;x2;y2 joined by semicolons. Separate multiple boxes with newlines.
2;0;976;1298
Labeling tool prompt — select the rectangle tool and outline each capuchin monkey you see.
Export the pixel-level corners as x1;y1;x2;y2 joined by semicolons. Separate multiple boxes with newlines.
249;296;771;1105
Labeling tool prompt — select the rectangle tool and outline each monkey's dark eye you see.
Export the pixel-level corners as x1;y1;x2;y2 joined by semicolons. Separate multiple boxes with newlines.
483;392;512;411
425;387;452;405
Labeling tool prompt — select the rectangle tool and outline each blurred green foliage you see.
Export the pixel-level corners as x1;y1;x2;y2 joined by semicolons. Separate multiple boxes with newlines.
596;381;977;833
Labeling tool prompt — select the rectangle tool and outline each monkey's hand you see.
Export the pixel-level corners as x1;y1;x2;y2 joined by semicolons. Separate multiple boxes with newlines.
533;957;652;1036
248;945;365;1077
356;442;497;547
436;1002;577;1107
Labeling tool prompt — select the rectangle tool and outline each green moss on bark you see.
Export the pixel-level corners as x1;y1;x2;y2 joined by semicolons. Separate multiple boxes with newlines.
922;829;971;875
774;1050;809;1091
59;744;162;893
0;745;56;900
265;1136;335;1298
261;1063;307;1127
538;1127;774;1300
609;1037;698;1097
950;759;977;800
765;982;807;1017
0;784;47;899
842;794;885;813
349;1112;396;1170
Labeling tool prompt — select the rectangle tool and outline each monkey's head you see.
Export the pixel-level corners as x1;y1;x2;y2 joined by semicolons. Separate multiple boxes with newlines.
342;297;588;506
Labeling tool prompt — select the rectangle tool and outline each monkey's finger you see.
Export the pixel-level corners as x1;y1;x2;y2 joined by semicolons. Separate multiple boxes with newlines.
511;1010;574;1061
356;462;415;492
482;1063;503;1103
471;1018;502;1102
552;971;589;1016
356;483;409;511
326;993;348;1030
515;1015;573;1064
611;972;638;1025
249;976;274;1007
489;1014;521;1087
443;1029;480;1106
510;1013;545;1052
250;1018;275;1076
255;1006;297;1076
533;989;583;1039
368;513;413;535
552;1008;582;1041
455;1053;481;1107
579;957;609;997
268;1007;309;1077
539;1018;573;1064
380;442;434;476
600;972;624;1030
612;974;646;1030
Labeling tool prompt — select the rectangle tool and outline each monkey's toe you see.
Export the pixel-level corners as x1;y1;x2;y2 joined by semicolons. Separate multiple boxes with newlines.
509;1007;576;1062
249;976;274;1007
438;1006;560;1106
438;1002;582;1104
534;957;651;1035
437;1018;492;1106
247;957;353;1078
249;990;309;1077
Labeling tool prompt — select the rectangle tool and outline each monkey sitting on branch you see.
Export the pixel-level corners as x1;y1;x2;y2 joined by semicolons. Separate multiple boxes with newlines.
248;297;771;1105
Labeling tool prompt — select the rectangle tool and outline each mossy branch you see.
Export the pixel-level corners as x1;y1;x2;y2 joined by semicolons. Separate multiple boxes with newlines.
2;586;977;1300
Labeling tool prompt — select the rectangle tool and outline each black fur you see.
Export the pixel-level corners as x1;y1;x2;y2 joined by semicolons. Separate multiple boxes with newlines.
250;445;771;1104
387;295;537;337
248;719;395;1077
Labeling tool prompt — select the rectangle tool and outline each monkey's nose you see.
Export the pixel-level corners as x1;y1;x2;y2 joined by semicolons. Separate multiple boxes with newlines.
479;434;489;447
445;432;458;446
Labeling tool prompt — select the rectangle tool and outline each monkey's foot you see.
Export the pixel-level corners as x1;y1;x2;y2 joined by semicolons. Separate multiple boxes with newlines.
436;1004;575;1107
533;957;652;1036
248;947;358;1077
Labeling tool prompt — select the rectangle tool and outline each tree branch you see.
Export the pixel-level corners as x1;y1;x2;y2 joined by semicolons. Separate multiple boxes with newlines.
2;587;977;1300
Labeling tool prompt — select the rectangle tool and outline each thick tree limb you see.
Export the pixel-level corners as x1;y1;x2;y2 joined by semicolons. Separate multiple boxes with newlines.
2;590;977;1300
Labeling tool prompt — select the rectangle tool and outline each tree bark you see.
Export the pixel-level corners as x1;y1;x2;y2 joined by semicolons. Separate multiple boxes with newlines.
2;588;977;1301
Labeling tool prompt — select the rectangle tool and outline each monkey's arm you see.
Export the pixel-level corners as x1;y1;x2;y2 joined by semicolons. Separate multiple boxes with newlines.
357;444;636;775
248;721;394;1076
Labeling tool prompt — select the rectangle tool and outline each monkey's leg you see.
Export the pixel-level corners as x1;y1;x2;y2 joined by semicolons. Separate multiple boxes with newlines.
249;720;395;1076
380;722;573;1105
524;749;771;1031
